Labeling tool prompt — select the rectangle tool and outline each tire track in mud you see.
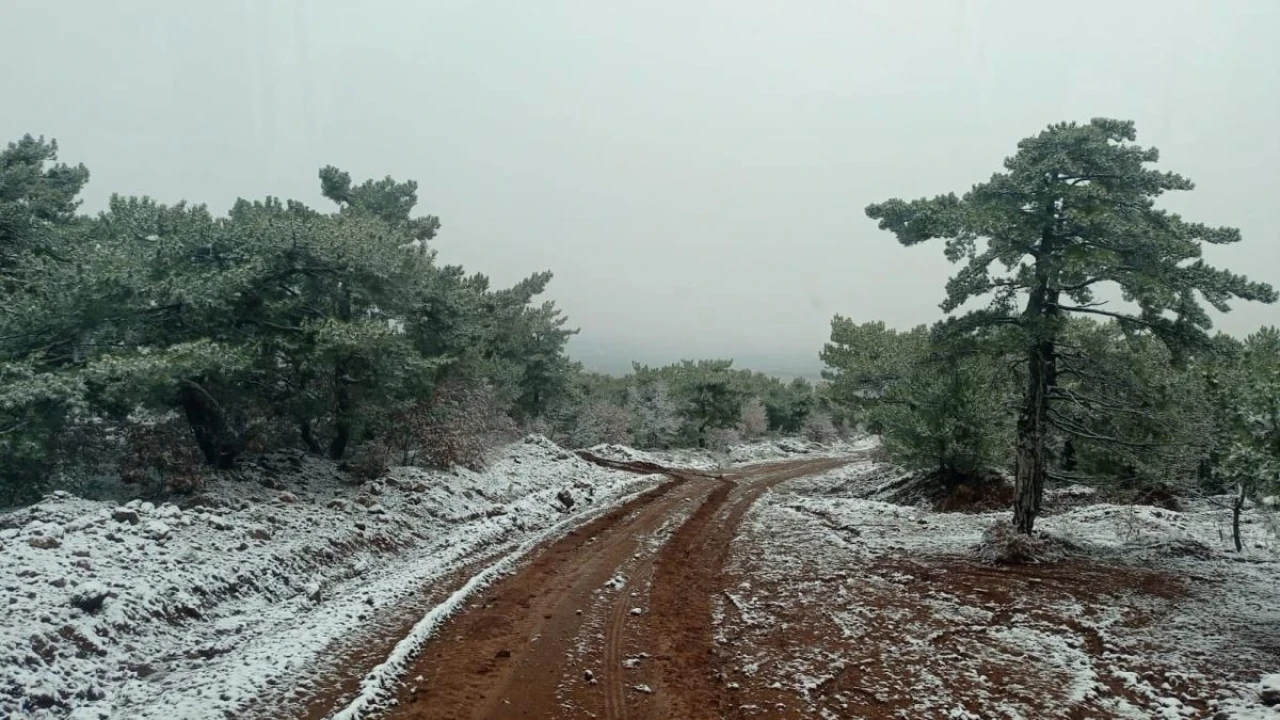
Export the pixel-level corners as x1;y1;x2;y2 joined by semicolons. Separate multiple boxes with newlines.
297;455;856;720
599;515;668;720
601;583;635;720
596;501;702;720
380;477;713;719
646;458;852;720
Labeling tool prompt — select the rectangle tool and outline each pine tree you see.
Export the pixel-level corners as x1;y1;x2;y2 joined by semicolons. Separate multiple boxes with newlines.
0;136;90;501
821;318;1015;478
1212;327;1280;550
624;381;682;448
0;134;88;277
820;318;929;430
867;119;1276;533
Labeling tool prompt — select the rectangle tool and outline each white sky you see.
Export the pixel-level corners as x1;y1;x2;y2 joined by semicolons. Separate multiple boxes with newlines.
3;0;1277;373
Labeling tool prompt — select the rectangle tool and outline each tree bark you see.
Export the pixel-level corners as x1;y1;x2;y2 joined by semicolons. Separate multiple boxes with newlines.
1013;335;1055;534
1232;482;1244;552
180;381;241;470
328;362;352;460
299;419;322;455
1012;195;1065;535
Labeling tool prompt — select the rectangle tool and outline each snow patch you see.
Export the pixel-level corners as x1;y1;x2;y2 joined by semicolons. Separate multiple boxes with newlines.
0;435;664;719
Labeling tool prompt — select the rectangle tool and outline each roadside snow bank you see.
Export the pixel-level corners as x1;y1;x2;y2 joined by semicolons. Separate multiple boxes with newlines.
585;435;874;471
725;435;876;466
0;435;663;720
582;443;718;470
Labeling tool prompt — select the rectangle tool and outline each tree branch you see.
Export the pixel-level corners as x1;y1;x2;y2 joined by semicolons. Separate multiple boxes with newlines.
1047;408;1166;449
1053;304;1154;328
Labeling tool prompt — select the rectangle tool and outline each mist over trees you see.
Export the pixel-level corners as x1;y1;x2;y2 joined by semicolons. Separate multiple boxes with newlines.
541;359;839;451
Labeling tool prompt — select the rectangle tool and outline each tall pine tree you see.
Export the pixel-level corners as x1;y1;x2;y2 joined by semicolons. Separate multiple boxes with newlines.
866;119;1275;533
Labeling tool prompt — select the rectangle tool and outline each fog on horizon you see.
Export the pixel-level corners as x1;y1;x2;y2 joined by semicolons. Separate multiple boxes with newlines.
3;0;1277;375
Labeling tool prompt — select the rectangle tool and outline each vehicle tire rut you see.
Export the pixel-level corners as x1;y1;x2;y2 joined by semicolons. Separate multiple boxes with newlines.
299;455;856;720
647;458;850;719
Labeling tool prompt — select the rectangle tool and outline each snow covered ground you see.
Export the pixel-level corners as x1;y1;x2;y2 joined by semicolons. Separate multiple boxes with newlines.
720;459;1280;718
0;435;664;720
10;433;1276;719
586;435;874;470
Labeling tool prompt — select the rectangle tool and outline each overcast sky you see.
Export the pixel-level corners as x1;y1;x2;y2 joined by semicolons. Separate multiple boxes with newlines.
3;0;1278;373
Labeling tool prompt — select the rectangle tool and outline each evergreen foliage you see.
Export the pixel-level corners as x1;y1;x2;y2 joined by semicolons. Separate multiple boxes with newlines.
864;118;1276;532
0;136;577;504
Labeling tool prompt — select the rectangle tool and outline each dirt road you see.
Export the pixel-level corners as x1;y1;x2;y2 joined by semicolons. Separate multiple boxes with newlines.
369;456;851;720
285;451;1278;719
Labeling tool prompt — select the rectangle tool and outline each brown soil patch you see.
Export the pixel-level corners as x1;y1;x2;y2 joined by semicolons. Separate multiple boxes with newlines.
716;525;1256;719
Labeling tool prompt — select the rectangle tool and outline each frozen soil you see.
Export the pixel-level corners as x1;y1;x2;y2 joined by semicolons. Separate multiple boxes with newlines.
717;460;1280;719
0;435;665;720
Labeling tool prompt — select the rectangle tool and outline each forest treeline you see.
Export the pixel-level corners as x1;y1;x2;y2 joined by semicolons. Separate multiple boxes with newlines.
3;119;1278;542
0;135;837;505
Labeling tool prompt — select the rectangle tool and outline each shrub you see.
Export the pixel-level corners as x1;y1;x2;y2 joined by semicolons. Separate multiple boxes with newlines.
345;441;392;481
568;400;631;448
802;411;838;443
118;417;206;496
411;380;517;471
625;381;682;449
738;398;769;440
706;427;742;452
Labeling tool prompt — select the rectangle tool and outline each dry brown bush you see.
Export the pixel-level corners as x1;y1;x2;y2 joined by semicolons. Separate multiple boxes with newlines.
345;442;392;481
405;380;517;471
119;417;206;495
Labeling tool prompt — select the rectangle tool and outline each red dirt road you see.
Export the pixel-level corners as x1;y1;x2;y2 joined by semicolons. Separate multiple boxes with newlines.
287;452;1271;719
373;457;852;720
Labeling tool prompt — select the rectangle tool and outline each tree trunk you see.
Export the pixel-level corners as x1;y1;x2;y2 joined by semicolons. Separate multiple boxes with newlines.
1013;338;1054;534
328;361;352;460
180;381;241;470
299;419;321;455
1012;228;1060;535
328;286;354;461
1232;482;1244;552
